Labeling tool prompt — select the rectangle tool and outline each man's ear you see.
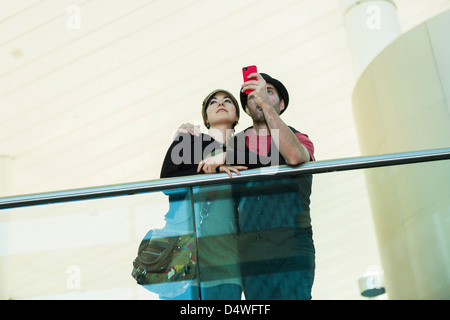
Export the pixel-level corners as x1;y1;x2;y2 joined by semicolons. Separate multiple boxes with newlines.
244;105;250;115
279;99;286;113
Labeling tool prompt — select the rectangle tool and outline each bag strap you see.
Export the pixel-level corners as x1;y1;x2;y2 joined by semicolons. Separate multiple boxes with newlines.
136;236;179;267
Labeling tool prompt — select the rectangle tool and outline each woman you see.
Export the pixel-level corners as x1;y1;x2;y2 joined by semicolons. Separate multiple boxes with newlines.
159;89;247;300
161;89;246;178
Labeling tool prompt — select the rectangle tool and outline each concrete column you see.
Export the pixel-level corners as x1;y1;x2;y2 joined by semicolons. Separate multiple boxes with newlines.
352;10;450;299
343;0;401;78
0;155;13;300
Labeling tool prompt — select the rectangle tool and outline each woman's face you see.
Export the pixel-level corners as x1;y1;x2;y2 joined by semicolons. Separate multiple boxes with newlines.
205;92;239;128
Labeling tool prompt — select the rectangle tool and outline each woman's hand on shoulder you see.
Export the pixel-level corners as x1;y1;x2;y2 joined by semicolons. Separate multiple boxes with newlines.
173;123;201;140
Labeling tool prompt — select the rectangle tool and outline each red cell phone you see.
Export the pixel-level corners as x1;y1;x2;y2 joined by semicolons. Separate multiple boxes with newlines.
242;65;258;94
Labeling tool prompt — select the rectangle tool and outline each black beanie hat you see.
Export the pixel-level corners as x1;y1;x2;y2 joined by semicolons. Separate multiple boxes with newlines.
240;73;289;115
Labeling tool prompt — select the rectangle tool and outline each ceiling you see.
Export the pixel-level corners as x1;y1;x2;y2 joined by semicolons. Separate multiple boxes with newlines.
1;0;449;300
1;0;449;195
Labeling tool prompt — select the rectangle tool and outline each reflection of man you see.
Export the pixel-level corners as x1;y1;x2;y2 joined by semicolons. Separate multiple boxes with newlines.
233;72;316;300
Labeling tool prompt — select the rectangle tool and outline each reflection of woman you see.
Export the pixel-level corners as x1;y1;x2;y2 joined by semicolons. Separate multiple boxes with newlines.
160;89;246;300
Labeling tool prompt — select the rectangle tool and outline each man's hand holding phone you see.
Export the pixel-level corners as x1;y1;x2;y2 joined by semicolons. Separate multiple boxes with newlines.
242;65;258;94
241;68;272;111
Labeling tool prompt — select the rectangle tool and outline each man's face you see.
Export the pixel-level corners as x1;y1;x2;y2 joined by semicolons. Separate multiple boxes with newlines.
245;83;285;122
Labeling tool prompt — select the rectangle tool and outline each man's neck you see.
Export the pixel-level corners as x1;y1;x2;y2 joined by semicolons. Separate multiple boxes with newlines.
251;122;270;136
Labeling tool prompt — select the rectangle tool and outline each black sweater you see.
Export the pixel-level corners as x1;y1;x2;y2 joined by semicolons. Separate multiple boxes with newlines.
160;133;225;178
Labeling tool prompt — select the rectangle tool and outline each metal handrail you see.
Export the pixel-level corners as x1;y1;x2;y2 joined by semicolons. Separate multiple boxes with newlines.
1;147;449;210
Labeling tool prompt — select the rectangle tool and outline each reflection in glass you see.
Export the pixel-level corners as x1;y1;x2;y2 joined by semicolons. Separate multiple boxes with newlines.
133;187;199;300
232;175;315;300
2;157;449;299
193;184;242;300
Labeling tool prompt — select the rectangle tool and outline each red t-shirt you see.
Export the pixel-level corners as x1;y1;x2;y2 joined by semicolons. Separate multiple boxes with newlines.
244;129;315;161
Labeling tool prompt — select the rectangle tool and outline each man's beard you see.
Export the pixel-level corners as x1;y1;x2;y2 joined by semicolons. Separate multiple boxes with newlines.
249;102;281;123
248;104;265;123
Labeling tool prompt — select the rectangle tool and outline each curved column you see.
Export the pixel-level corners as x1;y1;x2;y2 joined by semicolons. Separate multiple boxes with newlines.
352;10;450;299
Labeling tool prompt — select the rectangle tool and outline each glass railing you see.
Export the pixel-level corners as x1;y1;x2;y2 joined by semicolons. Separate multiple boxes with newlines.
0;148;449;300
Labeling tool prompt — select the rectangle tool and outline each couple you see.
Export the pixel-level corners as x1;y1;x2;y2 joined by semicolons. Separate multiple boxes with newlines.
160;71;316;300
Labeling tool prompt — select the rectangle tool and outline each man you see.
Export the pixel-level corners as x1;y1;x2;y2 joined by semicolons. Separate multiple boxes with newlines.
177;72;316;300
238;72;313;166
231;72;316;300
